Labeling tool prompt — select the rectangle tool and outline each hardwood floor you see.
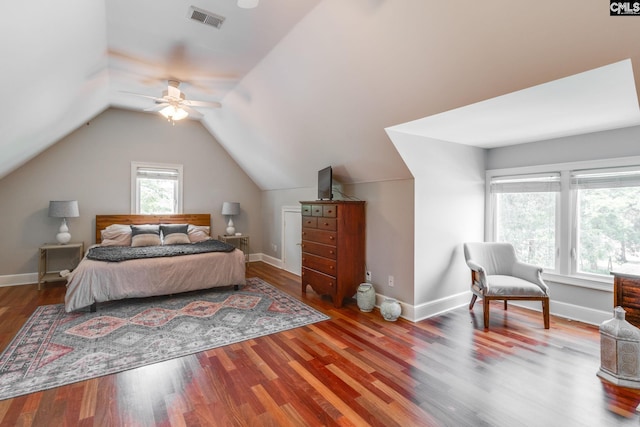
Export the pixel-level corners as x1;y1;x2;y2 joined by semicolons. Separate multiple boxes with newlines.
0;262;639;426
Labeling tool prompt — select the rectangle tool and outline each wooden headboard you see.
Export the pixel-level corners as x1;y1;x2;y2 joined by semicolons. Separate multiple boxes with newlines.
95;214;211;243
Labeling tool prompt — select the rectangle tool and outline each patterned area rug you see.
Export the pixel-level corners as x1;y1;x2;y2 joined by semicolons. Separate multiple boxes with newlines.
0;278;328;401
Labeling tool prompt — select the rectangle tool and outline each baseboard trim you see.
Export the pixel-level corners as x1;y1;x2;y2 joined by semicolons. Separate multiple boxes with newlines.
409;291;472;323
365;291;470;323
508;299;610;326
256;253;283;269
0;273;37;287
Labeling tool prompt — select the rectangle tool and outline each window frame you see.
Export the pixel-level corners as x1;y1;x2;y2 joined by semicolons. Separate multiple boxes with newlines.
131;161;184;215
489;173;561;272
486;155;640;289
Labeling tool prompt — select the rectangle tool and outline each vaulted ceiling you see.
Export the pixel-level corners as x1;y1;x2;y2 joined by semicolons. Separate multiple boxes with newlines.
3;1;640;190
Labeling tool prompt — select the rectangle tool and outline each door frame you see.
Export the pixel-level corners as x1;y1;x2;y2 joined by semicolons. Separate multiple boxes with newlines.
281;205;301;275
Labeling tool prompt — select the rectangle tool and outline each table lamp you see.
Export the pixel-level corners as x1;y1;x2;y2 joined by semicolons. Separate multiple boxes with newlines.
221;202;240;235
48;200;79;244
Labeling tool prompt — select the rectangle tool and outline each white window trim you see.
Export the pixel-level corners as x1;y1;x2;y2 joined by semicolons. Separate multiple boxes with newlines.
486;154;640;289
131;161;184;214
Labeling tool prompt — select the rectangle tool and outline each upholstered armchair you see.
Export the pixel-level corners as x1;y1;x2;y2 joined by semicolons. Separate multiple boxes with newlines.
463;242;550;330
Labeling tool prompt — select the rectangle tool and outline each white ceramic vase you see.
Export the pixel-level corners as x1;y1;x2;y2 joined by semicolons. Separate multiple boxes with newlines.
357;283;376;312
380;298;401;321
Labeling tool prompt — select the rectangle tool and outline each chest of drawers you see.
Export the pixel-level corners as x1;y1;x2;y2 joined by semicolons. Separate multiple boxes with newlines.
300;200;365;307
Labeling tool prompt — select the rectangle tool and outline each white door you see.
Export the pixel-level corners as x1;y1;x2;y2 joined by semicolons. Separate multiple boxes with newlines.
283;207;302;275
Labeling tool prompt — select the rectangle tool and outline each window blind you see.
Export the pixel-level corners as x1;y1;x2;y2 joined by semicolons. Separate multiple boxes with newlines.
490;173;561;193
136;167;179;181
571;166;640;189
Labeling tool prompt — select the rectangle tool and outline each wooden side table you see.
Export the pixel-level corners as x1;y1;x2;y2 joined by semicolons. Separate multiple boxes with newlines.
38;242;84;290
218;235;250;263
611;265;640;328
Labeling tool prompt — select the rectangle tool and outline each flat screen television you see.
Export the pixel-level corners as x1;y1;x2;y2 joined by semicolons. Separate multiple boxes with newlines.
317;166;333;200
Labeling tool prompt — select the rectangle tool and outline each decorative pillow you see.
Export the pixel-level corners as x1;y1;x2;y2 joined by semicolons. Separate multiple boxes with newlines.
130;224;161;247
160;224;190;245
188;224;211;243
100;224;132;246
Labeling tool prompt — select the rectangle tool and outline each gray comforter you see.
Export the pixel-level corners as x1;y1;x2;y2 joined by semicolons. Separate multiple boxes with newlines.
86;239;235;262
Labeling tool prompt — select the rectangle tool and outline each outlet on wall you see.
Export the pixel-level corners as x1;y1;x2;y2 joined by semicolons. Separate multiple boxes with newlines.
388;275;394;287
272;244;277;253
366;271;372;282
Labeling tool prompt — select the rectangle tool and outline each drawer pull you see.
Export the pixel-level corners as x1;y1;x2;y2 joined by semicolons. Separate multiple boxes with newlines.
329;236;335;240
329;250;334;254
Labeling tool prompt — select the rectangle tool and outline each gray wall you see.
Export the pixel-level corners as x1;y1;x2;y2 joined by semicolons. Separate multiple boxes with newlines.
0;108;262;277
261;179;415;305
487;124;640;170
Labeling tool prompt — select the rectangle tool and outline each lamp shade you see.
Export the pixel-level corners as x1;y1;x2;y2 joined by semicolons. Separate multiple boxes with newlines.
221;202;240;216
48;200;79;218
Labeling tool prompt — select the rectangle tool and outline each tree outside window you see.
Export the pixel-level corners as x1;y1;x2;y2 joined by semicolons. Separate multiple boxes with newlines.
131;162;183;214
576;186;640;275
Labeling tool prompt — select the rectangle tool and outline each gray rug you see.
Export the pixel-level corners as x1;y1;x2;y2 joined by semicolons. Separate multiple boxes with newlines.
0;277;328;401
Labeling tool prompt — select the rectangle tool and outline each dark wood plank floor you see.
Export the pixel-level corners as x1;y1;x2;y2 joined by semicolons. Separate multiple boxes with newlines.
0;262;638;426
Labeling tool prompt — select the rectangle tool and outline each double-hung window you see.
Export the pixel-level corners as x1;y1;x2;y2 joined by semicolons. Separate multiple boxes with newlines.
571;167;640;276
490;173;560;271
488;160;640;284
131;162;183;214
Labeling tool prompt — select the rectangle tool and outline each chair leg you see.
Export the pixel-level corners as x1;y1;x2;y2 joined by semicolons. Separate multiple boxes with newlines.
483;298;490;330
504;300;507;310
542;297;550;329
469;294;478;310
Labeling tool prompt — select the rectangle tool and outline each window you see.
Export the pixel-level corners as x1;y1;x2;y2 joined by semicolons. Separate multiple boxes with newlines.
572;168;640;276
488;160;640;283
131;162;183;214
491;174;560;270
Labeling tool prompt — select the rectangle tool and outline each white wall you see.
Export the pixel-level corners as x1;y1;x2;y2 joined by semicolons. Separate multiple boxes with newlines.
388;131;486;320
0;108;262;281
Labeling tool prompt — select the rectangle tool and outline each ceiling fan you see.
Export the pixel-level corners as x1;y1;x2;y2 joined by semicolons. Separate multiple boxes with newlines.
127;80;221;124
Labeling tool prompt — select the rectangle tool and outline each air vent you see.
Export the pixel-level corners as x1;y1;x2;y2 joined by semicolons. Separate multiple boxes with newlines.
188;6;225;29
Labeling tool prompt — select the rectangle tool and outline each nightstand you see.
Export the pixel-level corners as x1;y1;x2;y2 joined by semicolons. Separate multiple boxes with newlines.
38;242;84;290
218;235;250;263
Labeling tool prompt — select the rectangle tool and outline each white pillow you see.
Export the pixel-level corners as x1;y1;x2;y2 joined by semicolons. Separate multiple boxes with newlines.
188;225;211;243
100;224;132;246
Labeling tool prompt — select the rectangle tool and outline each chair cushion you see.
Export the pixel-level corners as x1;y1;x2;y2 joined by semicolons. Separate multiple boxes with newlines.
484;275;546;297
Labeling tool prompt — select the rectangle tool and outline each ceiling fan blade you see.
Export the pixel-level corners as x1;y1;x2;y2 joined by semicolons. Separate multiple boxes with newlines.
144;104;169;112
184;99;222;108
121;91;166;103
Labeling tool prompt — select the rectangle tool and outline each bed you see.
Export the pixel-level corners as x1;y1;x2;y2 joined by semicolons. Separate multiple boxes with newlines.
64;214;246;312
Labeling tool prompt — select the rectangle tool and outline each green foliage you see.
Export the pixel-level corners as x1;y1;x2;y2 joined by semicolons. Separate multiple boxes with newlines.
577;187;640;274
139;178;176;214
496;192;556;268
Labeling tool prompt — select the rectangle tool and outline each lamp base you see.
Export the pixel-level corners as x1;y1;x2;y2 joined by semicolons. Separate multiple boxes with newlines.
56;218;71;244
56;232;71;244
226;218;236;236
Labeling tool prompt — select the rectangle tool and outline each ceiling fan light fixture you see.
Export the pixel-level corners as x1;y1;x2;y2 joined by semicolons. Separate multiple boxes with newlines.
237;0;259;9
160;105;188;122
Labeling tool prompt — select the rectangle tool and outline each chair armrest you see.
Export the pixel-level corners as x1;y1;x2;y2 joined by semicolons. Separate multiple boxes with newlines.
512;261;549;294
466;259;487;290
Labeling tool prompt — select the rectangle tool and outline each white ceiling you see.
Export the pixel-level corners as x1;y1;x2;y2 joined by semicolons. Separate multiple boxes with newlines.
3;1;640;190
387;60;640;148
